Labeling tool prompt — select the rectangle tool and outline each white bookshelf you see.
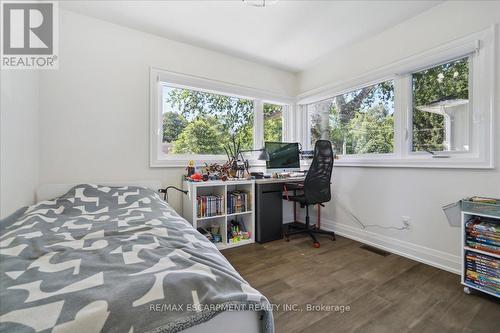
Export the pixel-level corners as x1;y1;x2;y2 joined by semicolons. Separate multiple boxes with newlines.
461;206;500;298
182;179;255;250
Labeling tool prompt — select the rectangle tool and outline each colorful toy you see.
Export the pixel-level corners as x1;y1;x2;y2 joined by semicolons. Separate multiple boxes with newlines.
189;173;202;181
201;162;231;181
227;219;250;243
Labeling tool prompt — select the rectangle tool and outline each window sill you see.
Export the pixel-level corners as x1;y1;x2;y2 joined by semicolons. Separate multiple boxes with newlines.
151;155;266;168
333;157;494;169
151;155;494;169
151;156;227;168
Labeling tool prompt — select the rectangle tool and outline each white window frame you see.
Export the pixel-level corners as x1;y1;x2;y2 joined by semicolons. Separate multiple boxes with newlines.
296;27;496;169
262;101;290;142
150;67;294;167
303;77;398;158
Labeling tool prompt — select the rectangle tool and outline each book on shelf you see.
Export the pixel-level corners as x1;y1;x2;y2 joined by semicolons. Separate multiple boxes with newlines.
197;195;224;218
466;252;500;269
465;217;500;255
465;250;500;295
227;190;250;214
466;218;500;234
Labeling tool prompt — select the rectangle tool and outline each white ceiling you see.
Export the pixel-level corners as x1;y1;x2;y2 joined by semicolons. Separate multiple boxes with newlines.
61;0;442;72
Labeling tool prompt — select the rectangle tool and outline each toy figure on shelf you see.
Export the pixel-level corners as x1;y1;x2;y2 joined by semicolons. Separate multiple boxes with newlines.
186;160;195;177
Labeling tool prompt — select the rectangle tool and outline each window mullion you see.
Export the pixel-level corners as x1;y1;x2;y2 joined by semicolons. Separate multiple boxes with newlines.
254;99;264;150
282;104;290;142
396;74;412;159
393;76;402;159
300;105;310;150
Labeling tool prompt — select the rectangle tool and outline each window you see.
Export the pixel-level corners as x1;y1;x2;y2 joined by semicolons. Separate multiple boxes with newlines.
298;28;494;168
411;57;470;153
307;81;394;155
162;86;254;155
150;68;293;167
263;103;283;142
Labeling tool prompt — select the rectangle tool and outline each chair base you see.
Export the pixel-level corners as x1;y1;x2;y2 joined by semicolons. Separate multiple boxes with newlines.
284;222;336;247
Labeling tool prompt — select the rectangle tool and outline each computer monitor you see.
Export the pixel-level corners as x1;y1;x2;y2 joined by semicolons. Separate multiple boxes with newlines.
265;142;300;172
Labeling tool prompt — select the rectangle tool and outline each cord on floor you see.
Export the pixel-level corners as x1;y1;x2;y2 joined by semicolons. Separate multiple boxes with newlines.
332;193;410;231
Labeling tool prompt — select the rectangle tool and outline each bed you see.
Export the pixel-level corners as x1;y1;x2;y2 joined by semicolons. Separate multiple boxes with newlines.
0;183;273;333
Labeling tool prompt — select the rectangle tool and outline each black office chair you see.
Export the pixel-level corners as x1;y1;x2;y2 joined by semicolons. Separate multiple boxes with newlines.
283;140;336;248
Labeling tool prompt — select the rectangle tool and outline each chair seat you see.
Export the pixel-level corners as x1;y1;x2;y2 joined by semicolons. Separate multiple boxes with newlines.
283;194;308;205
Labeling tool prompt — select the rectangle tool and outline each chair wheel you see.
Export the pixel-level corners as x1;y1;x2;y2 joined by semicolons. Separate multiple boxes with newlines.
331;235;336;241
313;242;320;248
285;237;290;242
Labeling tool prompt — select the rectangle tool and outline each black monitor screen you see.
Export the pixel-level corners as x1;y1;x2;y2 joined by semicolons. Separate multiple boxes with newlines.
265;142;300;170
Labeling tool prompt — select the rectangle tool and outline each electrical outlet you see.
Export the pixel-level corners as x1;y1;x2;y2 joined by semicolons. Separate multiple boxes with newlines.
402;216;410;229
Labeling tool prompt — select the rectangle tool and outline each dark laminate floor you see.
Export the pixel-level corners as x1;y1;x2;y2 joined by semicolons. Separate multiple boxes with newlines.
222;235;500;333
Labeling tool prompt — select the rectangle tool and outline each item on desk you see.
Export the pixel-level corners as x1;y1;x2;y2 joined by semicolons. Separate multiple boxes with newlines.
224;136;249;179
289;172;306;178
250;172;264;179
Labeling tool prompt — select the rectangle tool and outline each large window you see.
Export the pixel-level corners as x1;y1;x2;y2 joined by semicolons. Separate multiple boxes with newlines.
308;81;394;155
298;28;494;168
150;68;292;166
411;57;470;153
162;86;254;155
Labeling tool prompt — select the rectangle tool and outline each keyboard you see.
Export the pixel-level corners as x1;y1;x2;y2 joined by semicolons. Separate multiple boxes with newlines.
289;172;306;178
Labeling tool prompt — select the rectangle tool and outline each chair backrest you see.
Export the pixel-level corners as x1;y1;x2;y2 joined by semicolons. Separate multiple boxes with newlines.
304;140;334;205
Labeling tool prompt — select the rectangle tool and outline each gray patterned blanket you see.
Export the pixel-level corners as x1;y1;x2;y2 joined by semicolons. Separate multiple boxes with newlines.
0;184;273;333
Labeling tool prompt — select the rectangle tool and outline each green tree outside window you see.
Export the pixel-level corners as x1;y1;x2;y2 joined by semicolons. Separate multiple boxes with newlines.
264;103;283;142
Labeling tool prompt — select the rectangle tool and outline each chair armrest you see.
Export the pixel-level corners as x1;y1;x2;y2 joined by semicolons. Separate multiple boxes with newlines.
284;183;304;190
283;182;304;201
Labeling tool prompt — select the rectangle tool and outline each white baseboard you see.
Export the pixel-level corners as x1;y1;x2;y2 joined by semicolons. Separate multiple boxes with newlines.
320;218;461;275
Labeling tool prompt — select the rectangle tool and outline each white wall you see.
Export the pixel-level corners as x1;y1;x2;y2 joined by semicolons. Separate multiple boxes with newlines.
38;9;296;213
21;2;500;273
0;71;39;219
298;1;500;273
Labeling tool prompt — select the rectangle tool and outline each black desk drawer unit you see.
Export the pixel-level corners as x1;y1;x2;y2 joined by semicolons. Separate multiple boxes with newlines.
255;182;284;243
